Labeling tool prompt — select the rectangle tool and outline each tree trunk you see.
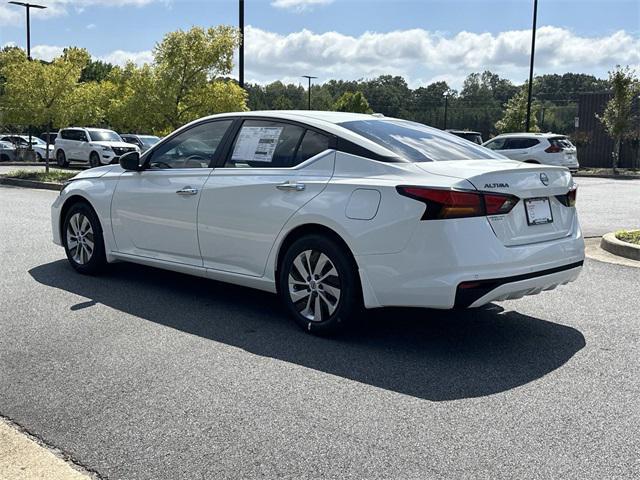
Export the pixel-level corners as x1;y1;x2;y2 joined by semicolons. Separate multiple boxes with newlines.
613;136;621;174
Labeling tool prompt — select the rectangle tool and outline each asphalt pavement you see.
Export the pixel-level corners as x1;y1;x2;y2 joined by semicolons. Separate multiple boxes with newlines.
0;183;638;479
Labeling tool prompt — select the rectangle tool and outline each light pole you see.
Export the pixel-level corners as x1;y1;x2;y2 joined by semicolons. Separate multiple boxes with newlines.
238;0;244;89
302;75;317;110
8;2;47;157
8;1;47;60
525;0;538;132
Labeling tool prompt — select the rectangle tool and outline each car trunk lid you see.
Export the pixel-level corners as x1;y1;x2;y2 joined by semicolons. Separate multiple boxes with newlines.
414;160;577;246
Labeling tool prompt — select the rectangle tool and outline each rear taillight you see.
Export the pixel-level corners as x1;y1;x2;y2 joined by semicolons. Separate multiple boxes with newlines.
556;185;577;207
397;186;519;220
545;145;563;153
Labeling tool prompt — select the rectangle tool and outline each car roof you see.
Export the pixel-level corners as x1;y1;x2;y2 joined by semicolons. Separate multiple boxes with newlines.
491;132;565;139
176;110;405;159
447;129;481;135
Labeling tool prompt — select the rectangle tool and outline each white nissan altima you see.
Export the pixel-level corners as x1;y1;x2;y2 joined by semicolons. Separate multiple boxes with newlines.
52;111;584;334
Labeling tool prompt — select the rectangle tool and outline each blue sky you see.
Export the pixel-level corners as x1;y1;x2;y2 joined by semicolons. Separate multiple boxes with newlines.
1;0;638;88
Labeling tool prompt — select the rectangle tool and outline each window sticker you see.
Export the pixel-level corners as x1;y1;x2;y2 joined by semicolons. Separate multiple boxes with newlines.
232;126;283;163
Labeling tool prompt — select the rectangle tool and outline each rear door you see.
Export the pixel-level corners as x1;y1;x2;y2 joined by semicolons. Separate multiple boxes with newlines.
501;137;540;161
198;119;335;276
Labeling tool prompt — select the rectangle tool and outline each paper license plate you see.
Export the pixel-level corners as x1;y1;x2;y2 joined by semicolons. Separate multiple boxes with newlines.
525;197;553;225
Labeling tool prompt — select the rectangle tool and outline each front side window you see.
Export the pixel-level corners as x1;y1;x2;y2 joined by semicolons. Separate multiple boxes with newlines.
339;119;500;162
484;138;506;150
225;120;305;168
149;120;232;169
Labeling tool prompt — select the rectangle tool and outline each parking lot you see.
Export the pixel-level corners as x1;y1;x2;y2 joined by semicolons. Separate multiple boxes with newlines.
0;179;639;479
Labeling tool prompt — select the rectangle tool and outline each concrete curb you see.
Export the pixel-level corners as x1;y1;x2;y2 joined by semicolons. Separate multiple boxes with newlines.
600;231;640;261
0;162;84;170
0;176;63;191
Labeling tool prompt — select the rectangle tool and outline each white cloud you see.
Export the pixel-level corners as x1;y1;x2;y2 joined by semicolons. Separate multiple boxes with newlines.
1;0;159;24
99;49;154;66
243;25;640;88
31;45;66;62
86;24;96;30
271;0;334;12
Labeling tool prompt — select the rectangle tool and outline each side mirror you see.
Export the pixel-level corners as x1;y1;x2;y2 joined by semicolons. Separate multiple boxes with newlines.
120;151;142;171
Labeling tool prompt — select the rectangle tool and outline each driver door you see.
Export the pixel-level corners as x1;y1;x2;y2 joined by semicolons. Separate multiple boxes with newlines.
111;120;233;266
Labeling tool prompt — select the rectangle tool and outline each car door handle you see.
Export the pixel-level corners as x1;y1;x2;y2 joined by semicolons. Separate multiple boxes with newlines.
276;181;305;191
176;187;198;196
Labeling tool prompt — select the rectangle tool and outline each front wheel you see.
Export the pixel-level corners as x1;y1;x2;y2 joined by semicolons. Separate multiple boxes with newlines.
56;149;69;167
63;202;106;275
89;151;100;168
278;234;361;335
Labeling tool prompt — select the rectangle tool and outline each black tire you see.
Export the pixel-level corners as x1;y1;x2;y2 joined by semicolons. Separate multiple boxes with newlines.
278;234;362;335
56;149;69;167
36;152;43;162
89;151;100;168
0;154;9;162
62;202;106;275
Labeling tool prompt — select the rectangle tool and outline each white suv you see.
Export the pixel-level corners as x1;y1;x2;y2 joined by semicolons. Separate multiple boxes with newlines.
54;128;139;168
483;133;579;173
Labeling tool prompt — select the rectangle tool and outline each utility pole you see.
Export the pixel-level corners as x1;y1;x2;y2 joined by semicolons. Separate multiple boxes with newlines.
302;75;317;110
443;94;449;130
238;0;244;89
8;2;47;157
525;0;538;132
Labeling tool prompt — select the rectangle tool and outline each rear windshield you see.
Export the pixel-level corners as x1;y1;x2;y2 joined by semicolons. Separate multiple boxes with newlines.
549;137;574;149
339;119;500;162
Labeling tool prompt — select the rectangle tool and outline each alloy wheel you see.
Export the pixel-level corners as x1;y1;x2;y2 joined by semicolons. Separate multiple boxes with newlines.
66;213;95;265
288;249;341;322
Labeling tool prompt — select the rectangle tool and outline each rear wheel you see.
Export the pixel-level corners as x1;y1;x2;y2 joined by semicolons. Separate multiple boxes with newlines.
89;151;100;168
56;149;69;167
0;154;9;162
35;152;43;162
62;202;106;275
278;234;361;335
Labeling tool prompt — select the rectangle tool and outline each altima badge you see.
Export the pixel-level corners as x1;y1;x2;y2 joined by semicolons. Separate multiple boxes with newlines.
540;173;549;186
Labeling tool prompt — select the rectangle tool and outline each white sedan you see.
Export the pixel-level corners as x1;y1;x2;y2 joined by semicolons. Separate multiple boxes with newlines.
51;111;584;334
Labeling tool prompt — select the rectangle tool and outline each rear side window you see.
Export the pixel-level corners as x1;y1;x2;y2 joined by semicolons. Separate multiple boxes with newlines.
226;120;305;168
60;130;72;140
294;130;330;165
503;138;539;149
339;119;499;162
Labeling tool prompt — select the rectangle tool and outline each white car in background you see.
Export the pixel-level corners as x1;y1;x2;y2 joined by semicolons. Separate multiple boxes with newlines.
483;133;579;173
54;128;140;168
0;134;54;161
51;111;584;335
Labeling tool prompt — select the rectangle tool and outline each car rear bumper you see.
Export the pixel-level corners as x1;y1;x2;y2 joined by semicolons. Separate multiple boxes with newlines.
454;261;583;308
356;215;584;309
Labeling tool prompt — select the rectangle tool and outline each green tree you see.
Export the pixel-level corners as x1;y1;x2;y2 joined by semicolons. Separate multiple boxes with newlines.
333;91;372;113
0;47;95;170
106;26;247;134
596;66;638;172
153;26;246;130
80;59;114;83
495;85;540;133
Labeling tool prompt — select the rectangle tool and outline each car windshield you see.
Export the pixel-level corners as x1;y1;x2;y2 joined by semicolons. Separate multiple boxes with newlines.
88;130;122;142
139;135;160;148
339;119;500;162
30;137;46;145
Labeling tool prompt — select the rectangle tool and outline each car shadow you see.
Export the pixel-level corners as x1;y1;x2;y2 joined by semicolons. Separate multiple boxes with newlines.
29;260;585;402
